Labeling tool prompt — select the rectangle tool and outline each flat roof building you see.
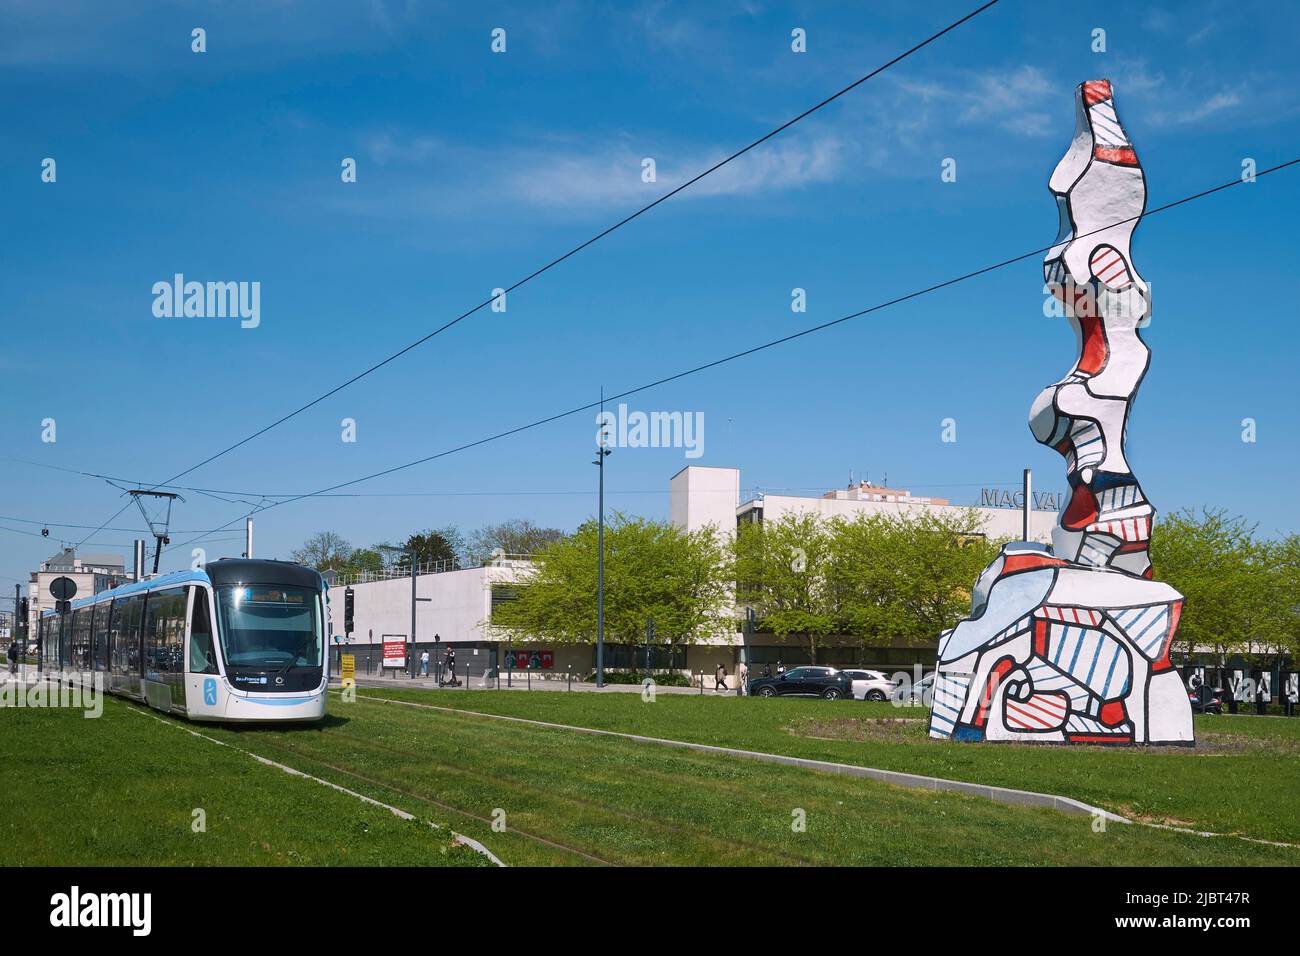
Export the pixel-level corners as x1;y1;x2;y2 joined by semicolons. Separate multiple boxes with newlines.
26;549;127;637
670;465;1058;544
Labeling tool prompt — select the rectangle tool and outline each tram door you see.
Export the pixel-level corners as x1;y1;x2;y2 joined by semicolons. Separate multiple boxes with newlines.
184;586;223;720
141;588;188;714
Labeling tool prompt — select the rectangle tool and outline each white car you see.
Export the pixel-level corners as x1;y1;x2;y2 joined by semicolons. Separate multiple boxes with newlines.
843;668;898;702
893;673;935;707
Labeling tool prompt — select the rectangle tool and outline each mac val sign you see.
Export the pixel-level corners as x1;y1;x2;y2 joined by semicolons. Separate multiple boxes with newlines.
979;488;1064;511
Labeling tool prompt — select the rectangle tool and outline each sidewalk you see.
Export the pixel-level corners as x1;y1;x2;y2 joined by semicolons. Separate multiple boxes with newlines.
333;671;746;696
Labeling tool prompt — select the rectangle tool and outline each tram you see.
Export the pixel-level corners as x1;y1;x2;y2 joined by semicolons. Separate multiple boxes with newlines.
38;558;328;722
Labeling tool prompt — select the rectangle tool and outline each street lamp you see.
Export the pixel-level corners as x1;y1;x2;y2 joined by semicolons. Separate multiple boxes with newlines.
593;411;612;689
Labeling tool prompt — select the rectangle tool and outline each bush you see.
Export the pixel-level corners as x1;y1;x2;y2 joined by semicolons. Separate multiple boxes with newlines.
583;670;693;687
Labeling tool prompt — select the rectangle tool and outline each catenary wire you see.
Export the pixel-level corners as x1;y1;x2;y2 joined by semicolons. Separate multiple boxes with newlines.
69;1;1001;548
162;156;1300;556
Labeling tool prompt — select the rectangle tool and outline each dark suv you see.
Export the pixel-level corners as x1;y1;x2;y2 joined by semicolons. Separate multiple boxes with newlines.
748;666;853;700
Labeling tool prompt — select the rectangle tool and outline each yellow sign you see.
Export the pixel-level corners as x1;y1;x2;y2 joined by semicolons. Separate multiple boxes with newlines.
341;654;355;681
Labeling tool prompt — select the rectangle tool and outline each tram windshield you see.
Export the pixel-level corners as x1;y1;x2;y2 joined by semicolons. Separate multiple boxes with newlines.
214;585;323;670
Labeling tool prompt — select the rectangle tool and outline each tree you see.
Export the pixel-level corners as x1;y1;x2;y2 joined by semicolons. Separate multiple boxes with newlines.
490;513;733;662
467;519;567;564
732;511;837;664
828;510;1003;646
291;531;354;572
377;527;465;570
347;547;387;577
1267;534;1300;660
1149;508;1286;662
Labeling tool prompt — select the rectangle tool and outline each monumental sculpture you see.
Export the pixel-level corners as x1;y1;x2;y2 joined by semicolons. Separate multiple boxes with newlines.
928;81;1194;745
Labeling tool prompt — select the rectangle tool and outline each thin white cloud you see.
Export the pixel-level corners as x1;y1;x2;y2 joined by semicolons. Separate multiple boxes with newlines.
503;135;844;208
890;65;1057;138
1150;90;1241;126
1106;57;1281;129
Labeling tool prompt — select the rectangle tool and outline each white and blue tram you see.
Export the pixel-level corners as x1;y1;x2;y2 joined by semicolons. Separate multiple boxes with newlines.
38;558;328;722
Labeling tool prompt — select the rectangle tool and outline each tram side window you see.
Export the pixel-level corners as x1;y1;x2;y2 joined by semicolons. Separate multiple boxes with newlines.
92;602;111;671
41;616;56;665
72;609;92;671
111;595;145;677
188;587;218;675
144;588;187;675
49;614;62;667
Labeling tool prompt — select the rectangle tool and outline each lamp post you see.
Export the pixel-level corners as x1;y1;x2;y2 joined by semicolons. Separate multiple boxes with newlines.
1022;468;1032;541
593;404;612;689
645;616;654;676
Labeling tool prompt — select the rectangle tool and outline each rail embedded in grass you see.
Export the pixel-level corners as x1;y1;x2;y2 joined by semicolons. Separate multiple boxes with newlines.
338;686;1300;849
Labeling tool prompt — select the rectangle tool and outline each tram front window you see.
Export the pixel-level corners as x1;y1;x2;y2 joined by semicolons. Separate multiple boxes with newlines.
214;585;323;689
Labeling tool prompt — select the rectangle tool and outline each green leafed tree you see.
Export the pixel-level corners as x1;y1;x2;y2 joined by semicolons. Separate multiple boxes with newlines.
490;513;733;661
347;547;387;577
732;511;837;664
828;509;1004;647
1151;508;1295;662
376;527;465;570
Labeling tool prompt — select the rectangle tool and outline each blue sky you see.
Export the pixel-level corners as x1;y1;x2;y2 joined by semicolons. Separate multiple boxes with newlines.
2;0;1298;593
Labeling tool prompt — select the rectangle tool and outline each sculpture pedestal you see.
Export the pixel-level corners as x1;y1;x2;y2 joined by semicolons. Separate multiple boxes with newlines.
929;544;1193;746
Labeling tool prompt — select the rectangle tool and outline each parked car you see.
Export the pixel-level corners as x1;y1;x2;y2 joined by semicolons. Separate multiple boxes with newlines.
893;672;935;707
842;668;898;702
748;666;854;700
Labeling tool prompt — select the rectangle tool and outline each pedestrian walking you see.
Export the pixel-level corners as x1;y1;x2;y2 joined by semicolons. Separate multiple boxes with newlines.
714;663;728;692
7;640;18;675
776;660;786;676
420;649;430;677
737;660;749;696
762;662;772;679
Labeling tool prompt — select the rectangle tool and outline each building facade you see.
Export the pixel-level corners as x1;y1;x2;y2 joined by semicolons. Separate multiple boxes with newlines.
327;466;1064;681
26;549;127;638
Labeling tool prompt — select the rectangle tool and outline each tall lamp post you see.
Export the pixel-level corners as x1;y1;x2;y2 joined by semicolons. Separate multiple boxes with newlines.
593;404;612;689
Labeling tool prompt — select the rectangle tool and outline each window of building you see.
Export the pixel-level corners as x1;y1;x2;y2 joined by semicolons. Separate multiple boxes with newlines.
601;643;688;671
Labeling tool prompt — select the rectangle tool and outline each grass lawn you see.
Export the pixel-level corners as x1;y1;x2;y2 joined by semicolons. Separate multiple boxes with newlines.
0;694;489;867
348;686;1300;847
185;688;1295;866
5;686;1296;866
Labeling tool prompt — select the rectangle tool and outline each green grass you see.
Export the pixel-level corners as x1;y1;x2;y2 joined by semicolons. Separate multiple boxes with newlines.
189;689;1295;865
348;687;1300;846
6;686;1297;866
0;695;489;866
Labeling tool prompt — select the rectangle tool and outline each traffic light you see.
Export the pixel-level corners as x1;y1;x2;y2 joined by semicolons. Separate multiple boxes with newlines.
343;587;354;636
18;598;28;633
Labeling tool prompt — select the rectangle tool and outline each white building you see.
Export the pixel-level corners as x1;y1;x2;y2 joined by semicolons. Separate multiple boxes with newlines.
26;549;127;636
671;465;1057;544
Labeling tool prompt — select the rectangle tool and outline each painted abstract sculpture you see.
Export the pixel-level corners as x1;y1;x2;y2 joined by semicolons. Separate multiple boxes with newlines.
928;80;1194;745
